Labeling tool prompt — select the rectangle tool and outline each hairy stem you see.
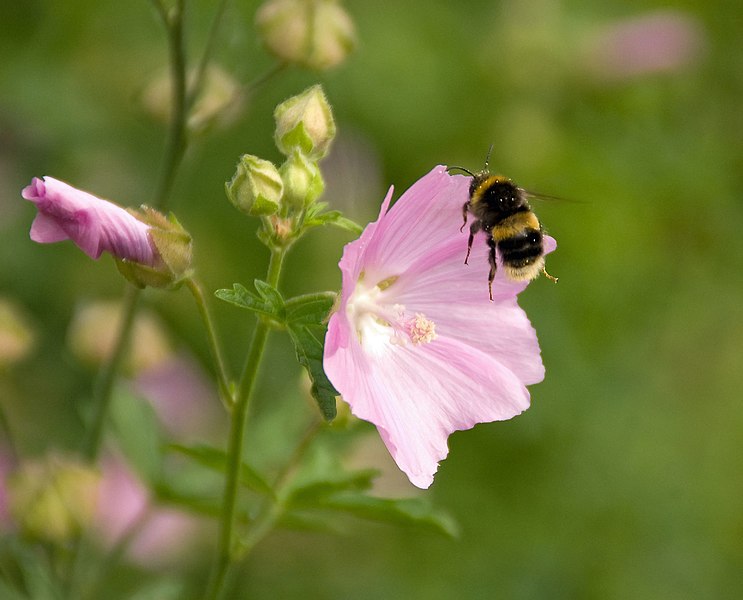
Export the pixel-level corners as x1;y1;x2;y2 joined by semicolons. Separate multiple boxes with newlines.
152;0;188;211
204;248;286;600
185;277;233;409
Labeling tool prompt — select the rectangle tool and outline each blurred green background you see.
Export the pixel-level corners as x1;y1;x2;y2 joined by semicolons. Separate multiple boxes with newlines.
2;0;743;598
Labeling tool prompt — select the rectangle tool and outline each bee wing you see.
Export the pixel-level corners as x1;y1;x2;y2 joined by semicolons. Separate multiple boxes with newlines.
522;189;586;204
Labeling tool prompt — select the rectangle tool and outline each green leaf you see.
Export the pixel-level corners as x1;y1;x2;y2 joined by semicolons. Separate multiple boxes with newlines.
303;202;363;235
214;281;283;319
287;324;338;420
153;481;222;517
287;468;379;505
109;386;163;484
284;292;336;327
316;494;459;537
168;443;274;497
0;538;61;600
253;279;284;309
127;579;185;600
0;581;27;600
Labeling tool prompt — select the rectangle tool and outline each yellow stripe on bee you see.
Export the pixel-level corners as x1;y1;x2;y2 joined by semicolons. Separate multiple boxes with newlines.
471;175;510;204
491;211;541;241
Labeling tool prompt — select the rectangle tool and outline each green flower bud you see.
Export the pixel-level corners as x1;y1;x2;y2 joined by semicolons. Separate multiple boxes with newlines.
0;298;35;368
256;0;356;71
141;64;243;135
116;207;193;289
226;154;283;217
274;85;336;160
67;301;173;375
8;455;100;543
279;151;325;208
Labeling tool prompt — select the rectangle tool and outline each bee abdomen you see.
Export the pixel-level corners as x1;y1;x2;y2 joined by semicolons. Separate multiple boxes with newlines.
497;228;544;280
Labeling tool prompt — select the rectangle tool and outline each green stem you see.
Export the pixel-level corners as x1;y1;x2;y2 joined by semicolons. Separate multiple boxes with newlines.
0;397;19;462
67;5;190;596
240;419;323;555
82;286;141;460
152;0;188;211
204;248;286;600
185;278;233;409
188;0;231;110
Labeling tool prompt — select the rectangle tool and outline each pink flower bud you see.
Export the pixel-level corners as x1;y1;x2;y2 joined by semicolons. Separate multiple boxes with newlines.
22;177;158;265
22;177;193;288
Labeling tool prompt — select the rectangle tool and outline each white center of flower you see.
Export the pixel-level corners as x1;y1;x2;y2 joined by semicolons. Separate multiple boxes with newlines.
346;275;437;352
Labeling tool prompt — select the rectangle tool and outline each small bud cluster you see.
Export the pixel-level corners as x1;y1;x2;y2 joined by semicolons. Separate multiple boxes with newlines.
225;85;336;247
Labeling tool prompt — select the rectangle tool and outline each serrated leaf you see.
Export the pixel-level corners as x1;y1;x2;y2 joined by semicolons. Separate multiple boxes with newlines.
109;387;163;484
214;283;280;319
168;444;274;497
284;293;336;327
315;494;459;537
253;279;284;310
287;324;338;420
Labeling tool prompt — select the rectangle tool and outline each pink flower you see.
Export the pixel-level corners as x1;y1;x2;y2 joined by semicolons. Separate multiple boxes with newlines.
21;176;158;265
586;10;705;81
95;455;203;567
323;166;555;488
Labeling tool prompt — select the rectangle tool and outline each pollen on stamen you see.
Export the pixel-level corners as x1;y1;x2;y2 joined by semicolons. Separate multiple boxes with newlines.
407;313;437;345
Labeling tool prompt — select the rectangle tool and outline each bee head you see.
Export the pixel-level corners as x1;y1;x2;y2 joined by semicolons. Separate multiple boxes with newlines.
474;176;524;212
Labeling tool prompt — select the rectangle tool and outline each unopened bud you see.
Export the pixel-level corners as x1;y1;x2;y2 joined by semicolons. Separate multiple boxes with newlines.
226;155;283;217
256;0;356;71
0;298;35;368
142;65;243;134
7;455;99;543
279;151;325;208
67;301;173;375
274;84;336;159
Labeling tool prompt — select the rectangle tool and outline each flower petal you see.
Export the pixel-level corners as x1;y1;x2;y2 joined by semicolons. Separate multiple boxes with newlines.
22;177;157;265
381;236;552;384
324;319;530;488
358;166;470;282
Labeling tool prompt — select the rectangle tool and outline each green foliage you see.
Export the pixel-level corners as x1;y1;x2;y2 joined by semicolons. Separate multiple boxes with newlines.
108;387;164;484
168;443;274;497
280;445;457;537
214;281;284;320
0;539;60;600
4;0;743;598
216;280;339;419
303;201;363;235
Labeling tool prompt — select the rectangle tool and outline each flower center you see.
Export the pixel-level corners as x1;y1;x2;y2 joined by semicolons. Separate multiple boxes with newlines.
346;275;437;352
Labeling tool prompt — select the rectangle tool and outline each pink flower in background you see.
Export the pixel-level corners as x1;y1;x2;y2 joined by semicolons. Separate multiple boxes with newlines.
21;176;158;265
587;10;705;81
324;166;554;489
95;456;202;568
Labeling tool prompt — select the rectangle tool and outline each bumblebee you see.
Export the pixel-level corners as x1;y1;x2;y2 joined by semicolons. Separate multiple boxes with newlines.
449;157;557;300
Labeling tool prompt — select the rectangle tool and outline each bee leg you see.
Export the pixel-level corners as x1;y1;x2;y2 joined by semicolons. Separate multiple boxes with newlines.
465;220;480;265
487;236;497;301
459;202;469;232
542;266;559;283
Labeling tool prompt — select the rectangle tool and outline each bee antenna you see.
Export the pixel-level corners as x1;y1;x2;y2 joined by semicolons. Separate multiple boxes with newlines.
446;165;476;177
484;143;494;171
